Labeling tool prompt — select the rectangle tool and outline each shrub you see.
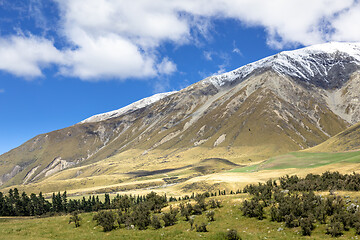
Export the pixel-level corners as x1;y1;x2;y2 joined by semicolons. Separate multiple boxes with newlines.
68;211;81;228
180;203;191;221
162;206;178;227
226;229;241;240
209;199;221;209
93;211;116;232
131;202;151;230
354;222;360;235
241;199;264;220
151;215;162;229
195;194;207;211
326;220;343;237
300;217;314;236
195;222;208;232
206;210;215;221
189;217;195;230
192;204;203;215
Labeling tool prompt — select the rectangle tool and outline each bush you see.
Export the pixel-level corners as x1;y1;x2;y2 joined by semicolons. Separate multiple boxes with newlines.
131;202;151;230
241;199;264;220
192;204;203;215
226;229;241;240
195;222;208;232
68;211;81;228
285;213;298;228
180;203;191;221
209;199;221;209
206;210;215;221
151;215;162;229
354;222;360;235
189;217;195;230
93;211;116;232
326;220;343;237
162;206;178;227
300;217;314;236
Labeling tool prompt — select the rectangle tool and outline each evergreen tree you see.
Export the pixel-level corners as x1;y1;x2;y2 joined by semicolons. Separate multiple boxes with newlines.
62;191;68;213
104;194;110;209
0;192;5;216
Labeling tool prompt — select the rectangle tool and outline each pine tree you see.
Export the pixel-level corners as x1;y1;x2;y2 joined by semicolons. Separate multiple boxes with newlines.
0;192;5;216
62;191;68;213
104;194;111;209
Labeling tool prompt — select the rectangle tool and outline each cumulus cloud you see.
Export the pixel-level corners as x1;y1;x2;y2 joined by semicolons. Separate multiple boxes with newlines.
157;58;177;75
0;0;359;80
0;35;64;78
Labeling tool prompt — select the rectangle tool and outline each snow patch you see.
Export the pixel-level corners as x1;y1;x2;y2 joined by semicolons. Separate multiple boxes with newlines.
80;91;177;123
204;42;360;88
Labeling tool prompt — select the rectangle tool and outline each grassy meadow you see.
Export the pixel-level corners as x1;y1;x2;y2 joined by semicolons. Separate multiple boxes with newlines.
231;150;360;173
1;193;360;240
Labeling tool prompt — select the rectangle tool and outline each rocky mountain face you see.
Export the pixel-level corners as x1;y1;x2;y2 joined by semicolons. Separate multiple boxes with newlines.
1;42;360;190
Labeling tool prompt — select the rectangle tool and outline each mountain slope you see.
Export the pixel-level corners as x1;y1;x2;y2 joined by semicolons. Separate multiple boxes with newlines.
1;42;360;192
308;121;360;152
80;91;177;124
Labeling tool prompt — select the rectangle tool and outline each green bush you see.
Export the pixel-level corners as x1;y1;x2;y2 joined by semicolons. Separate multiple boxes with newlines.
93;211;116;232
68;211;81;228
195;222;208;232
151;215;162;229
326;220;343;237
162;206;178;227
226;229;241;240
206;210;215;221
300;217;314;236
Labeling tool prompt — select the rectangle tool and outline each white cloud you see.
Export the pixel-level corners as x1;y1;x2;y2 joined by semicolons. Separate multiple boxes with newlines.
60;34;157;80
0;35;64;78
0;89;4;93
233;48;242;56
157;58;177;75
204;51;213;61
0;0;359;80
332;3;360;42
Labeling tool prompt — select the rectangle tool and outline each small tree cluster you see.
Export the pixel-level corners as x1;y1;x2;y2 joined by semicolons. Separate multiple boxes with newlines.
242;172;360;237
241;199;264;220
162;206;179;227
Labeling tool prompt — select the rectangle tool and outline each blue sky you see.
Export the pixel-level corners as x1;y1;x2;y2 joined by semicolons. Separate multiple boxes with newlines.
1;0;360;155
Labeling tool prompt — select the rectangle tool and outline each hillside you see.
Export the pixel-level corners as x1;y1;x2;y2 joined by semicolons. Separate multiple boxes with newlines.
1;42;360;193
308;121;360;152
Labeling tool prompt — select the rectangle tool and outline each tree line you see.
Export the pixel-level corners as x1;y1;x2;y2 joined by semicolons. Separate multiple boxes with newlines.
0;188;236;217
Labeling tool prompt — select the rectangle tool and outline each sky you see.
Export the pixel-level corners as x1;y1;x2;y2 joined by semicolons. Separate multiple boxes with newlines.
1;0;360;155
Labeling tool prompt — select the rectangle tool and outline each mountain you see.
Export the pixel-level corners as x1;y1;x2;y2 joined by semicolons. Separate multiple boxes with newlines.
308;121;360;152
80;91;177;124
1;42;360;193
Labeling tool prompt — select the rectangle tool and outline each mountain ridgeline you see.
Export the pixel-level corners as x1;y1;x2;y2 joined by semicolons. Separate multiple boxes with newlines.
1;42;360;192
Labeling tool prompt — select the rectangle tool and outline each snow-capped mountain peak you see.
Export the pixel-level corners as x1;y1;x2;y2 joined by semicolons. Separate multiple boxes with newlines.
206;42;360;88
80;91;177;124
